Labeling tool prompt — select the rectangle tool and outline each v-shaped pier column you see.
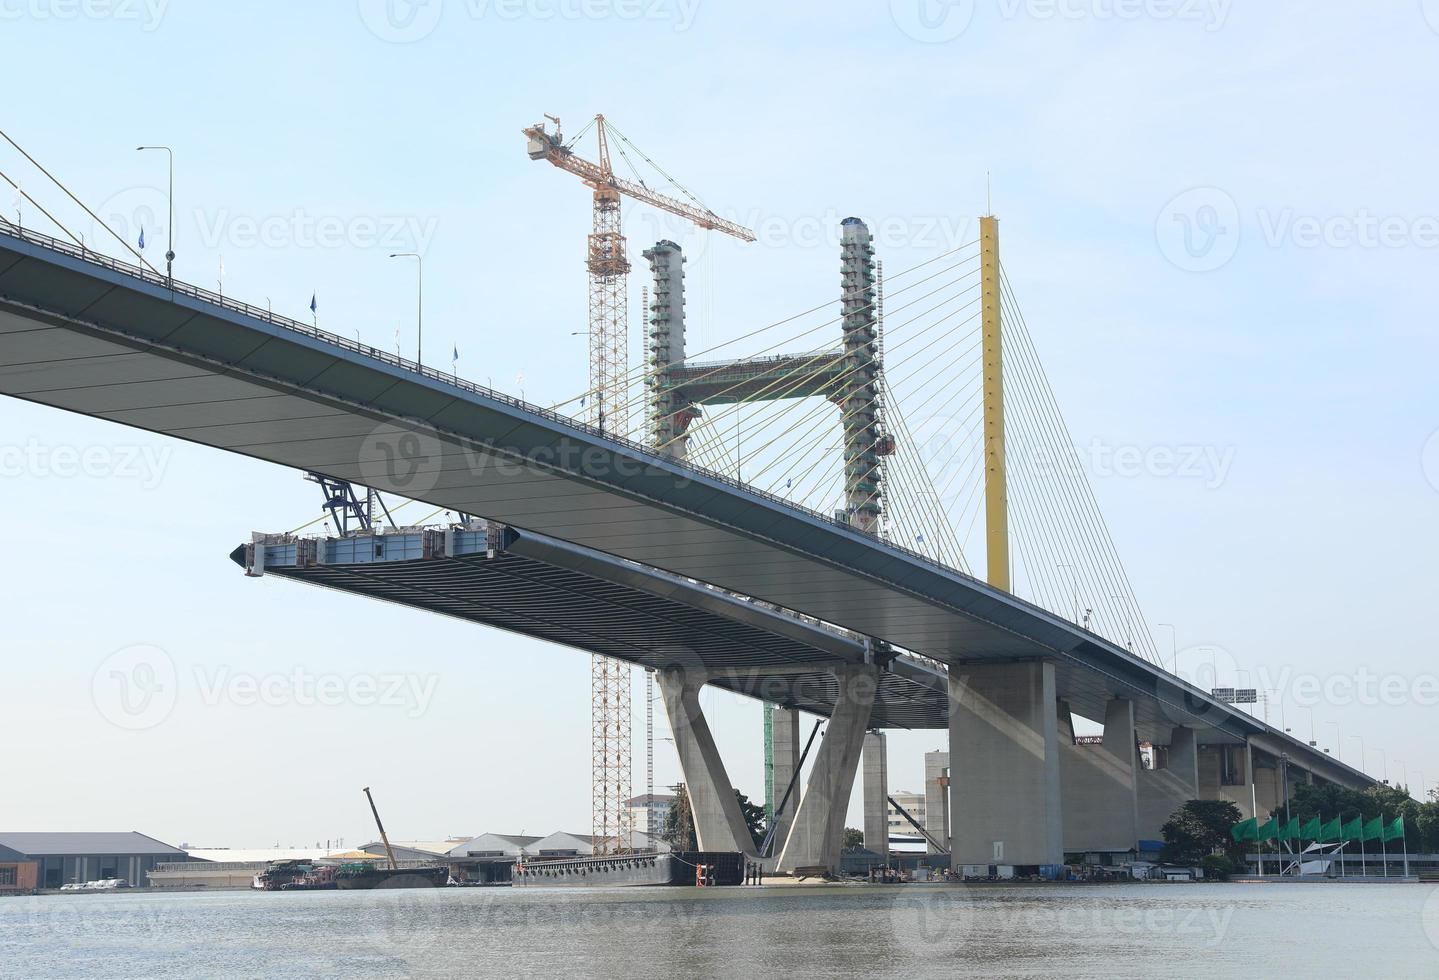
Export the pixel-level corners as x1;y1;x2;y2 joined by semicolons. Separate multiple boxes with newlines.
657;669;757;856
776;665;879;874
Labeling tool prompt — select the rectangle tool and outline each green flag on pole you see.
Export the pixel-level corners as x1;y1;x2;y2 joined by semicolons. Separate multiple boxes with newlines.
1319;817;1342;841
1340;816;1362;840
1299;816;1321;840
1362;816;1384;842
1280;817;1301;841
1382;815;1405;843
1231;818;1258;842
1258;819;1279;841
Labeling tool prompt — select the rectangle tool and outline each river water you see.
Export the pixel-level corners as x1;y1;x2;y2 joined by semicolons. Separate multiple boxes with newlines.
2;882;1436;978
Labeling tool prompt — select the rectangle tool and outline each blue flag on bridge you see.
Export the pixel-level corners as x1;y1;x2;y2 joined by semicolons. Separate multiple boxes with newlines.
138;227;145;250
309;293;317;314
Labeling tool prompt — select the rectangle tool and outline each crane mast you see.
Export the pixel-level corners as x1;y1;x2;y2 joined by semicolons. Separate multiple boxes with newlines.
524;113;753;855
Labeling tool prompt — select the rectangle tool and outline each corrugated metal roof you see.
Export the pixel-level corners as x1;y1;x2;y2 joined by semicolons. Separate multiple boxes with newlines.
0;832;184;856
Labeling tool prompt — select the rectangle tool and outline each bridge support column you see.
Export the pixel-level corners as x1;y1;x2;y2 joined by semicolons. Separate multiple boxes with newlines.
1138;726;1199;840
768;706;803;850
924;750;950;854
656;669;756;856
948;660;1063;868
777;665;878;874
862;731;889;859
1199;742;1256;819
1059;698;1139;854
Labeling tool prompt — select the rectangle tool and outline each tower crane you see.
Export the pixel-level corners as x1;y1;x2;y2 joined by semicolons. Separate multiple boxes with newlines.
522;112;754;855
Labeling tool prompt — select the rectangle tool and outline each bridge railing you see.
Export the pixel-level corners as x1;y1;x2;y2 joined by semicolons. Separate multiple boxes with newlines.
0;222;952;550
0;219;1122;672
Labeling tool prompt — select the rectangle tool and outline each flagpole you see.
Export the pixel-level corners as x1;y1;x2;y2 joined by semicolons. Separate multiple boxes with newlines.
1403;818;1409;878
1381;811;1388;879
1361;818;1367;878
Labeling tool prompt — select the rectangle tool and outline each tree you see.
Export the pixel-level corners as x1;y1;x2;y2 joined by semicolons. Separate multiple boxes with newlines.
662;786;767;851
1160;799;1244;865
842;827;866;852
733;790;767;850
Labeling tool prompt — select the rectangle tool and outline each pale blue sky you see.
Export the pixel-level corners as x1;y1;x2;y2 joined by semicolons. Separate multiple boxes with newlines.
3;1;1437;845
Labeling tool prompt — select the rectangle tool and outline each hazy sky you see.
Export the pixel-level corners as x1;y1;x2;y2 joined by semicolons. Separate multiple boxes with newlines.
3;1;1437;847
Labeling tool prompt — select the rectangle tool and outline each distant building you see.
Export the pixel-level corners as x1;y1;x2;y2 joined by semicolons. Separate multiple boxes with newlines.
887;791;927;842
0;832;187;889
625;793;677;837
0;842;38;895
357;840;464;862
446;833;541;859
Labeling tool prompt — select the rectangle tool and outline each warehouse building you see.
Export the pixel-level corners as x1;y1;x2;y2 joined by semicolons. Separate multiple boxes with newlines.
0;842;38;895
0;832;188;889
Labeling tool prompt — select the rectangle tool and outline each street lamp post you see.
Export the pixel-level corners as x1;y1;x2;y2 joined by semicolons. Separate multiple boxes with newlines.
1326;721;1342;762
1158;623;1177;673
1056;563;1078;623
390;252;423;364
1350;735;1366;775
135;145;174;279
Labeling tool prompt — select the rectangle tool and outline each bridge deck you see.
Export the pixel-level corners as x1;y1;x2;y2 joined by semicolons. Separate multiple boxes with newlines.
236;524;952;729
0;223;1367;784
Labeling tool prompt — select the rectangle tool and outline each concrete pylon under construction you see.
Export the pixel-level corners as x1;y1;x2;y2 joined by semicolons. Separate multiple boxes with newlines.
643;220;892;874
643;220;891;522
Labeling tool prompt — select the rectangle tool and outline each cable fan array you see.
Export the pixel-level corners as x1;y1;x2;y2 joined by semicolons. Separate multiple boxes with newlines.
554;241;1161;665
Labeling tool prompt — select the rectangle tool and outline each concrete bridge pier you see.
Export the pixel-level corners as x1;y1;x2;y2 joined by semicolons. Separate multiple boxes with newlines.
1059;698;1140;854
776;665;879;874
948;660;1063;867
862;731;889;859
1137;726;1199;840
656;669;758;857
768;706;803;850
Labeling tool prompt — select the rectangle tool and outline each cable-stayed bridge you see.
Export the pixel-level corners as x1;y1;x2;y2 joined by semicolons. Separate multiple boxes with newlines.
0;213;1371;875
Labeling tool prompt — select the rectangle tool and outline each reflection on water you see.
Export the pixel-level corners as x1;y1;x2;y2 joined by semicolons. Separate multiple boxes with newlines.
3;882;1436;978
